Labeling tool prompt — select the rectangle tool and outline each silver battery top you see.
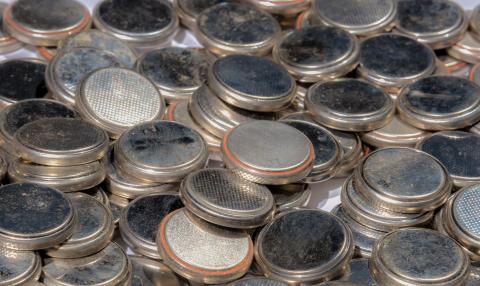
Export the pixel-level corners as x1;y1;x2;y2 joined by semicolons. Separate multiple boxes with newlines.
222;120;314;185
273;26;359;83
358;34;436;89
0;248;40;285
313;0;396;36
120;193;183;260
3;0;91;46
180;168;275;228
0;59;47;107
76;67;165;137
0;183;75;250
157;208;253;284
173;0;232;29
354;147;451;213
449;185;480;250
115;121;208;183
13;118;109;166
93;0;179;48
195;3;281;56
395;0;468;49
209;54;296;112
305;79;395;132
130;256;182;286
255;209;353;284
137;47;208;102
43;242;131;286
371;228;470;286
417;131;480;188
397;76;480;131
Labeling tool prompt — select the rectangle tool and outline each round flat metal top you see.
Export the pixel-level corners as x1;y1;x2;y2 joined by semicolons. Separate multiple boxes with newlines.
0;248;39;285
130;256;182;286
452;185;480;241
181;168;275;228
0;183;73;238
77;67;165;136
0;59;46;105
313;0;396;35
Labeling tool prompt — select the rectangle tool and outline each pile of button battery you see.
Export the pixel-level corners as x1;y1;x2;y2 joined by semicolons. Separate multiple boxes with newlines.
0;0;480;285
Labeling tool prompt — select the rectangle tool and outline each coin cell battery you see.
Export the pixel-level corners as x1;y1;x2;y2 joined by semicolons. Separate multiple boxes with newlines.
173;0;231;31
0;248;41;285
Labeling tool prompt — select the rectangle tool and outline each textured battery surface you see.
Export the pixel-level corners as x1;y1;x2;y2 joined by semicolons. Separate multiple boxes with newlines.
0;183;72;237
97;0;174;33
420;132;480;179
453;185;480;239
164;209;251;270
0;248;38;284
197;3;279;44
0;60;46;102
363;148;446;197
360;34;435;78
11;0;86;31
213;55;293;99
278;26;355;67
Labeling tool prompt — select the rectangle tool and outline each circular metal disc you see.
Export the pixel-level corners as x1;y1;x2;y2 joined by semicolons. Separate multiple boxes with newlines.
130;256;182;286
356;147;451;213
174;0;231;29
3;0;91;46
255;209;353;284
339;258;377;285
115;121;208;183
209;54;296;112
47;193;114;258
358;34;436;88
43;242;131;286
452;185;480;242
181;168;275;228
0;59;47;107
76;67;165;137
222;121;314;185
418;131;480;188
137;47;208;102
313;0;396;35
120;193;183;260
0;183;75;250
196;3;280;56
305;79;395;131
371;228;470;285
14;118;109;166
0;248;40;285
397;76;480;130
157;208;253;284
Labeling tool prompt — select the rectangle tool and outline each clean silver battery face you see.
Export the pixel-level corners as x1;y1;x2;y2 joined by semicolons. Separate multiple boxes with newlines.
0;3;22;54
119;192;183;260
130;256;182;286
0;59;47;107
137;48;208;102
358;34;436;91
59;30;137;68
0;183;75;250
255;209;353;284
189;85;277;138
417;131;480;188
76;67;165;138
312;0;396;36
273;26;359;83
355;148;451;213
222;120;314;185
305;79;395;132
0;248;41;285
371;228;470;286
281;120;341;183
43;242;131;286
0;99;75;155
93;0;179;49
229;277;289;286
209;54;297;112
115;121;208;183
361;115;431;148
47;193;114;258
46;47;123;105
13;118;109;166
195;2;281;57
397;76;480;131
157;208;253;284
173;0;232;30
339;258;377;285
180;168;275;228
2;0;91;46
395;0;468;49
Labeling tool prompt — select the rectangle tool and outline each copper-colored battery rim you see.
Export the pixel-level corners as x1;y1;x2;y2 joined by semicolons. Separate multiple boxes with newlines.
37;47;55;61
295;10;308;30
222;128;315;176
166;101;180;121
158;209;254;276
